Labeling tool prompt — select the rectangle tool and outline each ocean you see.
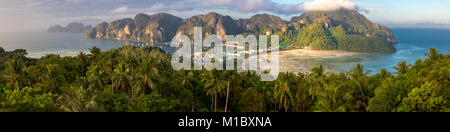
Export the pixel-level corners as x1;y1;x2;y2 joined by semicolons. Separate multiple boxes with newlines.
289;28;450;73
0;28;449;73
0;31;175;58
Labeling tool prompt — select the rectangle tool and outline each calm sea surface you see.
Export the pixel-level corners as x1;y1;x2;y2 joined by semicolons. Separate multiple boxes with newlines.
0;28;449;73
293;28;450;73
0;31;175;58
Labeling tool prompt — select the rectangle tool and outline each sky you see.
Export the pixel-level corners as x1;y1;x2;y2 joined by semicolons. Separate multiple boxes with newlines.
1;0;450;32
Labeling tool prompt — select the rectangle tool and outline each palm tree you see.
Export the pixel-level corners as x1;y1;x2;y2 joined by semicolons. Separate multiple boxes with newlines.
394;61;410;74
58;86;103;112
133;58;159;96
44;64;65;93
378;68;391;78
173;70;196;111
77;51;87;77
178;70;194;91
349;64;371;112
89;46;101;62
223;71;237;112
102;51;119;91
202;70;227;112
314;83;349;112
274;77;293;112
113;62;132;97
0;47;5;55
310;65;325;101
292;73;313;112
86;65;105;91
6;56;25;90
120;46;138;78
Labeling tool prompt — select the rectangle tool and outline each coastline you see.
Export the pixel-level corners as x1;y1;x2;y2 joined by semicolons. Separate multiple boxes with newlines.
279;49;367;58
277;49;368;73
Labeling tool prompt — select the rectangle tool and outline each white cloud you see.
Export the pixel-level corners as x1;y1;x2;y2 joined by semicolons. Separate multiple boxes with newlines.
144;0;362;15
200;0;233;6
362;7;378;13
303;0;358;11
112;7;128;13
0;0;367;31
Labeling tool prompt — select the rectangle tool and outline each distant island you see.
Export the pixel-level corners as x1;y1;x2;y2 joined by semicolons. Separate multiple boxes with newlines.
48;22;92;33
85;9;398;53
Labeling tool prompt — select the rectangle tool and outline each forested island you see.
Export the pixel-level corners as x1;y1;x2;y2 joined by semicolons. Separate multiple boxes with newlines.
0;46;448;112
85;9;398;53
48;22;92;33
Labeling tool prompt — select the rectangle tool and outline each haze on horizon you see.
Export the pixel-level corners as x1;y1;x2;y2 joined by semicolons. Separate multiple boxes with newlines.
1;0;450;32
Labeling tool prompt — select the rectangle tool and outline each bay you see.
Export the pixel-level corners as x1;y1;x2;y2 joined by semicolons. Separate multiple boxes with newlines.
0;28;449;73
290;28;450;73
0;31;175;58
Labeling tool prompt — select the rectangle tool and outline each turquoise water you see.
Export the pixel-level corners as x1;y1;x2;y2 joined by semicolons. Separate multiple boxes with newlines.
297;28;450;73
0;29;449;73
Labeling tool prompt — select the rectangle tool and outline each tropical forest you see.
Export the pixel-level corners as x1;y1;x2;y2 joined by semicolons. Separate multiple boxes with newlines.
0;45;448;112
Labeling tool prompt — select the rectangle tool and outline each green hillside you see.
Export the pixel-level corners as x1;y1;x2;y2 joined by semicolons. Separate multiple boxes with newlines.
0;46;448;112
281;9;397;53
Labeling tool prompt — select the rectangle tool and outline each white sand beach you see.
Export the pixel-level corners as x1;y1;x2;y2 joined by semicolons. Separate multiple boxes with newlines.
277;49;366;73
246;48;366;73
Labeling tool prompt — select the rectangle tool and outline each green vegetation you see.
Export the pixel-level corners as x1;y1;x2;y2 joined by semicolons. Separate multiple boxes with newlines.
0;46;448;112
280;22;396;53
268;9;399;53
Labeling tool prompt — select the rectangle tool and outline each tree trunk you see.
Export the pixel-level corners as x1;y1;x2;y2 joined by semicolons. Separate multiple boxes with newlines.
261;83;265;111
192;101;195;112
225;80;230;112
211;95;214;112
111;76;114;92
284;102;288;112
214;93;217;112
10;78;15;90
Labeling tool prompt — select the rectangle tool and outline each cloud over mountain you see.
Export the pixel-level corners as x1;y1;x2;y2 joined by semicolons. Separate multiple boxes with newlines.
112;7;128;13
0;0;364;31
5;0;361;16
138;0;361;15
303;0;358;11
